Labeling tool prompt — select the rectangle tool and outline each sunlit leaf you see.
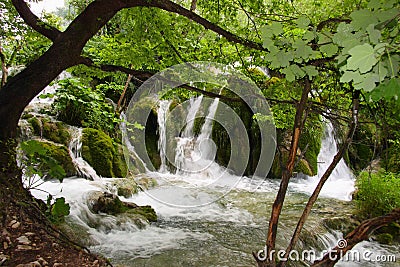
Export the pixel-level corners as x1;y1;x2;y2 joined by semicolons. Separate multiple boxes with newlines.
347;44;378;73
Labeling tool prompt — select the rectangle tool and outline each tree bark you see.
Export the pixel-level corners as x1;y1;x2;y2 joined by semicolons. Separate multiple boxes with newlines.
279;90;360;267
255;79;312;267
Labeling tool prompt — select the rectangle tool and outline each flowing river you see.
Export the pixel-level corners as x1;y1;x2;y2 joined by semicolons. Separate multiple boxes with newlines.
25;94;399;266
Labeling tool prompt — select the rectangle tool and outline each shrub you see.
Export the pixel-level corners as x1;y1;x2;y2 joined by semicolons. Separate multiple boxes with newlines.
52;78;118;134
355;171;400;218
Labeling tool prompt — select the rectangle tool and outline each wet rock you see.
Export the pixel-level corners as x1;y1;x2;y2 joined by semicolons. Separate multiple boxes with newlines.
87;191;157;222
374;233;393;245
112;178;138;198
81;128;127;177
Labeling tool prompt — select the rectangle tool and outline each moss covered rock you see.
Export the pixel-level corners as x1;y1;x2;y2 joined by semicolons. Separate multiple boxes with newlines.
23;140;75;178
81;128;127;177
269;150;314;178
88;191;157;222
112;178;139;198
28;117;71;145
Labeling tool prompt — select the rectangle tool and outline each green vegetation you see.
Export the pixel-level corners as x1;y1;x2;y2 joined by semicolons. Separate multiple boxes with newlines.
46;195;70;224
355;171;400;218
52;78;119;135
21;140;75;182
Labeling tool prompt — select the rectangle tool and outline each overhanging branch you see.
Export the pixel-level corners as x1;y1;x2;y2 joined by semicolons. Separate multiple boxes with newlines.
11;0;61;41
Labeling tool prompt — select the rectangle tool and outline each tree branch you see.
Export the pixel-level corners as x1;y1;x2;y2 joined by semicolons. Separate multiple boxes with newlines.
256;78;312;267
280;90;360;267
11;0;61;41
133;0;265;51
312;208;400;267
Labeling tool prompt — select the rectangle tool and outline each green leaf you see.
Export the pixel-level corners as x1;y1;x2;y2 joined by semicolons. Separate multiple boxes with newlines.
347;44;378;73
374;43;387;55
303;31;315;42
266;50;293;69
297;16;310;29
293;39;314;60
350;9;378;31
282;65;305;81
320;43;338;57
282;67;295;82
367;24;381;44
302;66;318;79
333;23;354;46
270;22;283;36
367;0;382;10
51;197;70;222
340;70;363;83
21;140;47;156
375;62;388;82
369;78;400;101
353;72;379;91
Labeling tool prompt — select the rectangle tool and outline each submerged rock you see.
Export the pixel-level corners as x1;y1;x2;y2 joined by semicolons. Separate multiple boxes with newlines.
87;191;157;222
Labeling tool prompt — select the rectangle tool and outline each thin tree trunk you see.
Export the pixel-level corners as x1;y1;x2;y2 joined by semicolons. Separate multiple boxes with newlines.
0;46;7;88
279;90;360;267
256;79;312;267
117;73;132;113
190;0;197;11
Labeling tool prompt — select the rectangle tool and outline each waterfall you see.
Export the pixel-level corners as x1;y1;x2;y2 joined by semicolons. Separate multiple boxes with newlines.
120;113;148;173
157;100;171;172
290;121;355;201
173;96;221;175
174;96;204;174
182;96;203;138
68;127;101;180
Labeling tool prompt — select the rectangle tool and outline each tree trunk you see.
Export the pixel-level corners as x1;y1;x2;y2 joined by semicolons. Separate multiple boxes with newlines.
279;90;360;267
256;79;311;267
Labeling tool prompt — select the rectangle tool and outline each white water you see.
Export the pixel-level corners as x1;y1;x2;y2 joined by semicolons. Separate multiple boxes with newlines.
24;91;398;266
174;96;220;176
157;100;171;173
68;127;101;180
290;122;355;201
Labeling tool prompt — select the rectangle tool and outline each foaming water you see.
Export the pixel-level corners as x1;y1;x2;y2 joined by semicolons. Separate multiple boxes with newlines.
290;122;355;201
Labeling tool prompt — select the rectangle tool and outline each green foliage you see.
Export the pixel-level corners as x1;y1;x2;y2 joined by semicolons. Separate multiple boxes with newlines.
355;171;400;218
259;0;399;98
21;140;73;182
46;195;70;224
52;78;118;135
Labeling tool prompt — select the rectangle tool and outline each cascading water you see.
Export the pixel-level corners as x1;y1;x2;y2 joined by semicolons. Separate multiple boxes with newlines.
68;127;101;180
157;100;171;173
174;96;221;176
26;93;399;266
290;121;355;201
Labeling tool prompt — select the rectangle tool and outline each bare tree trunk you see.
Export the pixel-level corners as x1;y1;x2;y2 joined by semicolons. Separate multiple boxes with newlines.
0;46;7;88
256;79;312;267
190;0;197;11
312;208;400;267
279;90;360;267
117;73;133;113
